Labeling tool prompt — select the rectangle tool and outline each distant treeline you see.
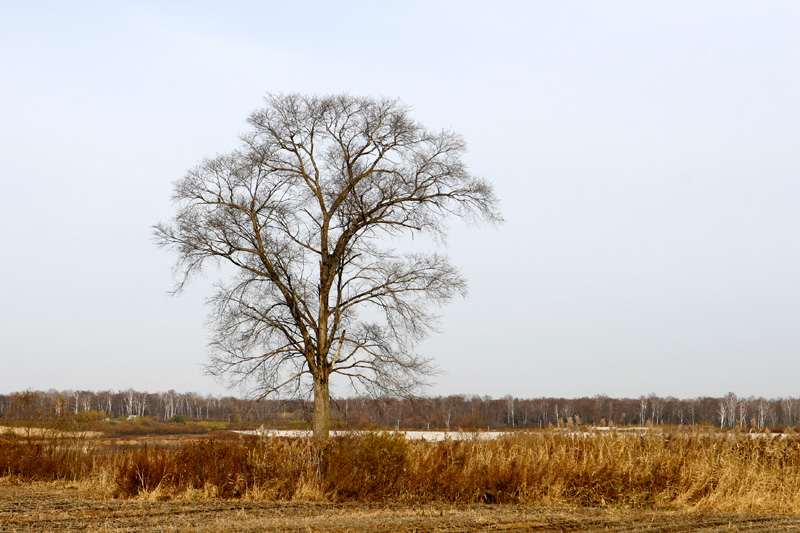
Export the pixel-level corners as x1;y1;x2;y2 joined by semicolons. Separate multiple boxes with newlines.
2;389;800;431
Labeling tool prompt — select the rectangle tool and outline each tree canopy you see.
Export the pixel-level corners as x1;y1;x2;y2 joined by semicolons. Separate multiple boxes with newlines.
155;93;501;437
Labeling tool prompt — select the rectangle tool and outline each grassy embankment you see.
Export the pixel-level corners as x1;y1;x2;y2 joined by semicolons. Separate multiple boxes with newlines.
1;426;799;512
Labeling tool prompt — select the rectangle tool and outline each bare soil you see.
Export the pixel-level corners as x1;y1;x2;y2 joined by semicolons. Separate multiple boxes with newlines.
2;484;800;532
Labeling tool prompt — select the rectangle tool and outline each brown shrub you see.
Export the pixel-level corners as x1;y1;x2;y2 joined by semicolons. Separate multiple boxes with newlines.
0;434;96;481
320;432;409;500
6;428;800;512
113;444;171;496
172;438;252;497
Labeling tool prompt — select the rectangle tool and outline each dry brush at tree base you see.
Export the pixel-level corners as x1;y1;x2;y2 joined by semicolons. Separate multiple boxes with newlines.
3;429;800;513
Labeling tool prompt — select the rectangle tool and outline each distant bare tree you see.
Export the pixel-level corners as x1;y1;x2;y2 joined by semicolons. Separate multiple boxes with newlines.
561;403;573;425
781;397;796;426
737;397;748;428
639;396;648;426
155;94;501;437
504;394;515;427
535;400;549;428
725;392;738;428
648;393;662;425
756;398;768;429
123;389;135;417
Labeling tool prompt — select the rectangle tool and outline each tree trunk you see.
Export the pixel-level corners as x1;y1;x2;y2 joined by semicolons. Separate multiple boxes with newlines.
313;374;330;438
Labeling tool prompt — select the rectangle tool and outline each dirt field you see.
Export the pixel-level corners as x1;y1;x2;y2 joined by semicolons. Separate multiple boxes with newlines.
2;484;800;532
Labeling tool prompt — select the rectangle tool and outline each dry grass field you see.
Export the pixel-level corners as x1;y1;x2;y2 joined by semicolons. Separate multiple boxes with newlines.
3;427;800;531
4;482;800;532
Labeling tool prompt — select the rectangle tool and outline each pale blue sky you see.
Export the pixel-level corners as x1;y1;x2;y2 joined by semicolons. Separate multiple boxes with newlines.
1;1;798;399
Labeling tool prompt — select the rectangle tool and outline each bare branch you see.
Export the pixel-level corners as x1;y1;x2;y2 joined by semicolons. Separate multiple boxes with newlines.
155;93;501;437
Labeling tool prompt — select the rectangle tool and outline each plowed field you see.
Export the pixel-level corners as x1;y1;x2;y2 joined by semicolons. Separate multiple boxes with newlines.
2;484;800;532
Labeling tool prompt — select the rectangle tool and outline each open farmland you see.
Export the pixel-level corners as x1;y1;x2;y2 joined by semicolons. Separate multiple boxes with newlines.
3;427;800;531
3;482;800;532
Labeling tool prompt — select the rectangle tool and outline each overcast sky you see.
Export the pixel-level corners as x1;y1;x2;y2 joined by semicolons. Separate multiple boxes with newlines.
1;1;798;400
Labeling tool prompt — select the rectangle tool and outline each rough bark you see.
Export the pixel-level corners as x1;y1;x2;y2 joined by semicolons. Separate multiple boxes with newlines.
313;374;331;438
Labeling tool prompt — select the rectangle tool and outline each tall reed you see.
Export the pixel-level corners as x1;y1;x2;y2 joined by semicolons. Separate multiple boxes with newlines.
3;428;800;512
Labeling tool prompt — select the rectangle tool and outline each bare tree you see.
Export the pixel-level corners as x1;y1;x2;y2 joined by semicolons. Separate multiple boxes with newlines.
639;395;648;426
718;399;727;428
123;389;135;417
737;397;748;429
504;394;515;427
756;397;768;429
648;393;662;425
781;397;796;426
725;392;738;428
155;94;501;437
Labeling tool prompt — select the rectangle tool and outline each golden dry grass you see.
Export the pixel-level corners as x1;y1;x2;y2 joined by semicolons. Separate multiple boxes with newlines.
3;428;800;514
0;425;103;438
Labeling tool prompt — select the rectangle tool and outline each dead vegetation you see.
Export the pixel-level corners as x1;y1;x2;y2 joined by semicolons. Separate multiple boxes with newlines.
4;482;800;532
2;427;800;515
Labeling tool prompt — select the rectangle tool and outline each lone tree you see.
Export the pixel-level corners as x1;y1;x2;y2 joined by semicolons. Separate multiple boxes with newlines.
155;94;501;437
